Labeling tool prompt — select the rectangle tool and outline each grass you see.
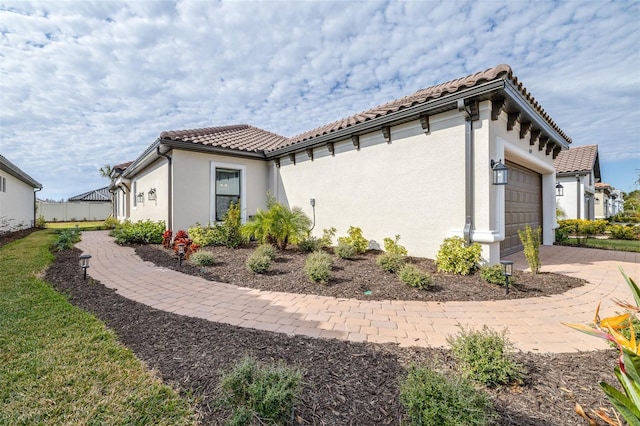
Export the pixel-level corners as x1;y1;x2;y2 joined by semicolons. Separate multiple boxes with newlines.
45;221;105;230
0;230;198;425
561;237;640;253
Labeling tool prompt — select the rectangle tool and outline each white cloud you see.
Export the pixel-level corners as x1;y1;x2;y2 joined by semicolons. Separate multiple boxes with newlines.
1;0;639;199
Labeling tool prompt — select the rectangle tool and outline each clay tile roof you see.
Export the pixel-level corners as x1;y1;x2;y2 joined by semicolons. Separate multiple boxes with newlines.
595;182;612;190
271;64;570;151
113;161;133;171
554;144;599;174
160;124;287;153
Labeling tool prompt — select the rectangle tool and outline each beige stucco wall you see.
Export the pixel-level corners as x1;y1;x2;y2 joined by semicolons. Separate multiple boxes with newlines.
129;159;169;225
272;108;468;260
171;149;269;232
0;172;35;232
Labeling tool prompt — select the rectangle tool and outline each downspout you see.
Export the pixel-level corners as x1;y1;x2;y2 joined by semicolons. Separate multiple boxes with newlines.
575;174;581;219
33;187;42;227
458;99;477;245
157;146;173;231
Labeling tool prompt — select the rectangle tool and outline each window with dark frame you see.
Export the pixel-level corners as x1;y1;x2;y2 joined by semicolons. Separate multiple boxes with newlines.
215;168;240;221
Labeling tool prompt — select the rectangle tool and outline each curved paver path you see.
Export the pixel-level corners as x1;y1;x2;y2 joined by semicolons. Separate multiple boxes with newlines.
77;231;640;353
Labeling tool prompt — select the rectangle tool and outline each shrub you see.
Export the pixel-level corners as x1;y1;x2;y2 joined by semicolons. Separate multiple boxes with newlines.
518;224;541;273
162;229;173;248
376;252;405;273
557;219;608;244
52;228;81;251
400;365;496;426
221;201;245;248
304;251;332;284
190;251;215;267
334;242;356;259
398;265;432;289
608;224;638;240
102;216;118;230
246;252;271;274
298;236;322;253
480;265;507;285
435;236;482;275
111;220;165;245
337;226;368;254
383;234;408;256
319;227;337;248
188;223;224;247
35;214;46;228
447;326;524;387
242;201;311;249
217;357;302;426
255;243;277;260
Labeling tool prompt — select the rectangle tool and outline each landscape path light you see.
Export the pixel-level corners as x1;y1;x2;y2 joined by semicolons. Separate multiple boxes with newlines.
500;260;513;295
79;253;91;280
177;243;186;266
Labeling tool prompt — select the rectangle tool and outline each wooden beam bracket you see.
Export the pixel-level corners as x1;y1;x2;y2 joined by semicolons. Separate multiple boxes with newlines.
326;142;334;156
351;135;360;151
382;126;391;143
491;98;505;121
507;112;519;131
419;114;430;133
519;122;531;139
288;153;296;165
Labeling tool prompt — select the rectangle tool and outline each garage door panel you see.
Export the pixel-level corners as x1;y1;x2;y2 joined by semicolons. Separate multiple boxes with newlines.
500;162;542;257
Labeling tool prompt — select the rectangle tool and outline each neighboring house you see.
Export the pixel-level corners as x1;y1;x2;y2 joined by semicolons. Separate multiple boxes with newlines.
610;189;624;216
113;64;572;264
68;187;111;203
554;145;600;220
109;161;133;221
0;154;42;232
594;182;613;219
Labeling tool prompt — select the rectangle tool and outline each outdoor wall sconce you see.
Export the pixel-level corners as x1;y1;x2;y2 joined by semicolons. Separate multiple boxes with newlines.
177;243;186;266
500;260;513;295
79;253;91;280
491;159;508;185
148;188;156;201
555;183;564;197
136;192;144;203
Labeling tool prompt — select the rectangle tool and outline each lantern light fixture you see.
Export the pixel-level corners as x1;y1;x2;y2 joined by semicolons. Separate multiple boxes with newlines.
555;182;564;197
148;188;156;201
491;159;508;185
500;260;514;295
136;192;144;203
79;253;92;280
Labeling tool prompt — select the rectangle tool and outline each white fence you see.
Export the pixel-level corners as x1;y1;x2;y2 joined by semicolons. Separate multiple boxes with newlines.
37;202;112;222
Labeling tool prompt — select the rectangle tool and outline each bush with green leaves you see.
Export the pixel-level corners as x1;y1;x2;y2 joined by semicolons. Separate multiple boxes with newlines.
557;219;608;244
334;242;356;259
221;201;245;248
246;252;271;275
608;224;638;240
217;357;302;426
480;265;507;285
337;226;368;254
111;220;165;245
242;201;311;250
319;227;336;248
400;365;496;426
304;251;332;284
435;236;482;275
188;223;226;247
398;265;432;289
102;216;119;230
447;326;525;387
518;224;541;274
190;251;215;267
35;214;46;228
255;243;277;260
298;235;322;252
52;228;81;251
383;234;408;256
376;252;405;273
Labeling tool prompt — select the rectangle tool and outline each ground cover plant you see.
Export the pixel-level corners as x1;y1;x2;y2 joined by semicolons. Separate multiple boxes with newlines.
559;237;640;253
44;242;621;425
0;230;197;425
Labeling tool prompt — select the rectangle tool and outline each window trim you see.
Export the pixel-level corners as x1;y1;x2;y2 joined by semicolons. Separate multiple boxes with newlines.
132;180;137;209
210;161;247;223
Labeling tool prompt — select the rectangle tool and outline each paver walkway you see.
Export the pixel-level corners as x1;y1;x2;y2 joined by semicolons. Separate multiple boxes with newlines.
77;231;640;353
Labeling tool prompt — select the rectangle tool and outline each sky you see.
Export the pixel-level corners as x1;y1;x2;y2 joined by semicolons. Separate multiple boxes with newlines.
1;0;639;201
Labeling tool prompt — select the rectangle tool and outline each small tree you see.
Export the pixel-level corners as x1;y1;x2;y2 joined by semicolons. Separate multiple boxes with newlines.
518;224;541;274
98;164;112;179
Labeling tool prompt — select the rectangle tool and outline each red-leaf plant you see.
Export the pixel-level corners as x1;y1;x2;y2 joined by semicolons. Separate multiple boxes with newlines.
172;230;199;260
162;229;173;249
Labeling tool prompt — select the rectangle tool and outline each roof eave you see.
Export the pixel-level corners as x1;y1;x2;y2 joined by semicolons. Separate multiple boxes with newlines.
159;140;267;160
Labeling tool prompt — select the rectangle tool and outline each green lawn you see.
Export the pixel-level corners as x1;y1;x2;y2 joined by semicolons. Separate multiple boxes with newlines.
561;237;640;253
46;220;105;230
0;230;197;425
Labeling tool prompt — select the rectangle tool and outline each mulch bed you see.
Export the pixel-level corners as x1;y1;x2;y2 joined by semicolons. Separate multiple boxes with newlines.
0;227;40;248
45;247;618;425
135;243;586;302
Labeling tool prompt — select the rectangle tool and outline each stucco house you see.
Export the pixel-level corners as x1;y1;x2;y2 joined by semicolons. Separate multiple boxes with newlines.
594;182;613;219
0;154;42;232
554;144;600;220
112;64;571;264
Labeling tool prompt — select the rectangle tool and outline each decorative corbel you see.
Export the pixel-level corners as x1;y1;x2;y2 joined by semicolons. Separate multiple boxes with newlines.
507;112;519;131
351;135;360;151
553;146;562;159
306;148;313;161
419;114;430;134
274;158;280;168
538;136;548;151
491;98;505;121
529;129;540;146
288;153;296;165
326;142;334;156
519;122;531;139
382;126;391;143
545;141;554;155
